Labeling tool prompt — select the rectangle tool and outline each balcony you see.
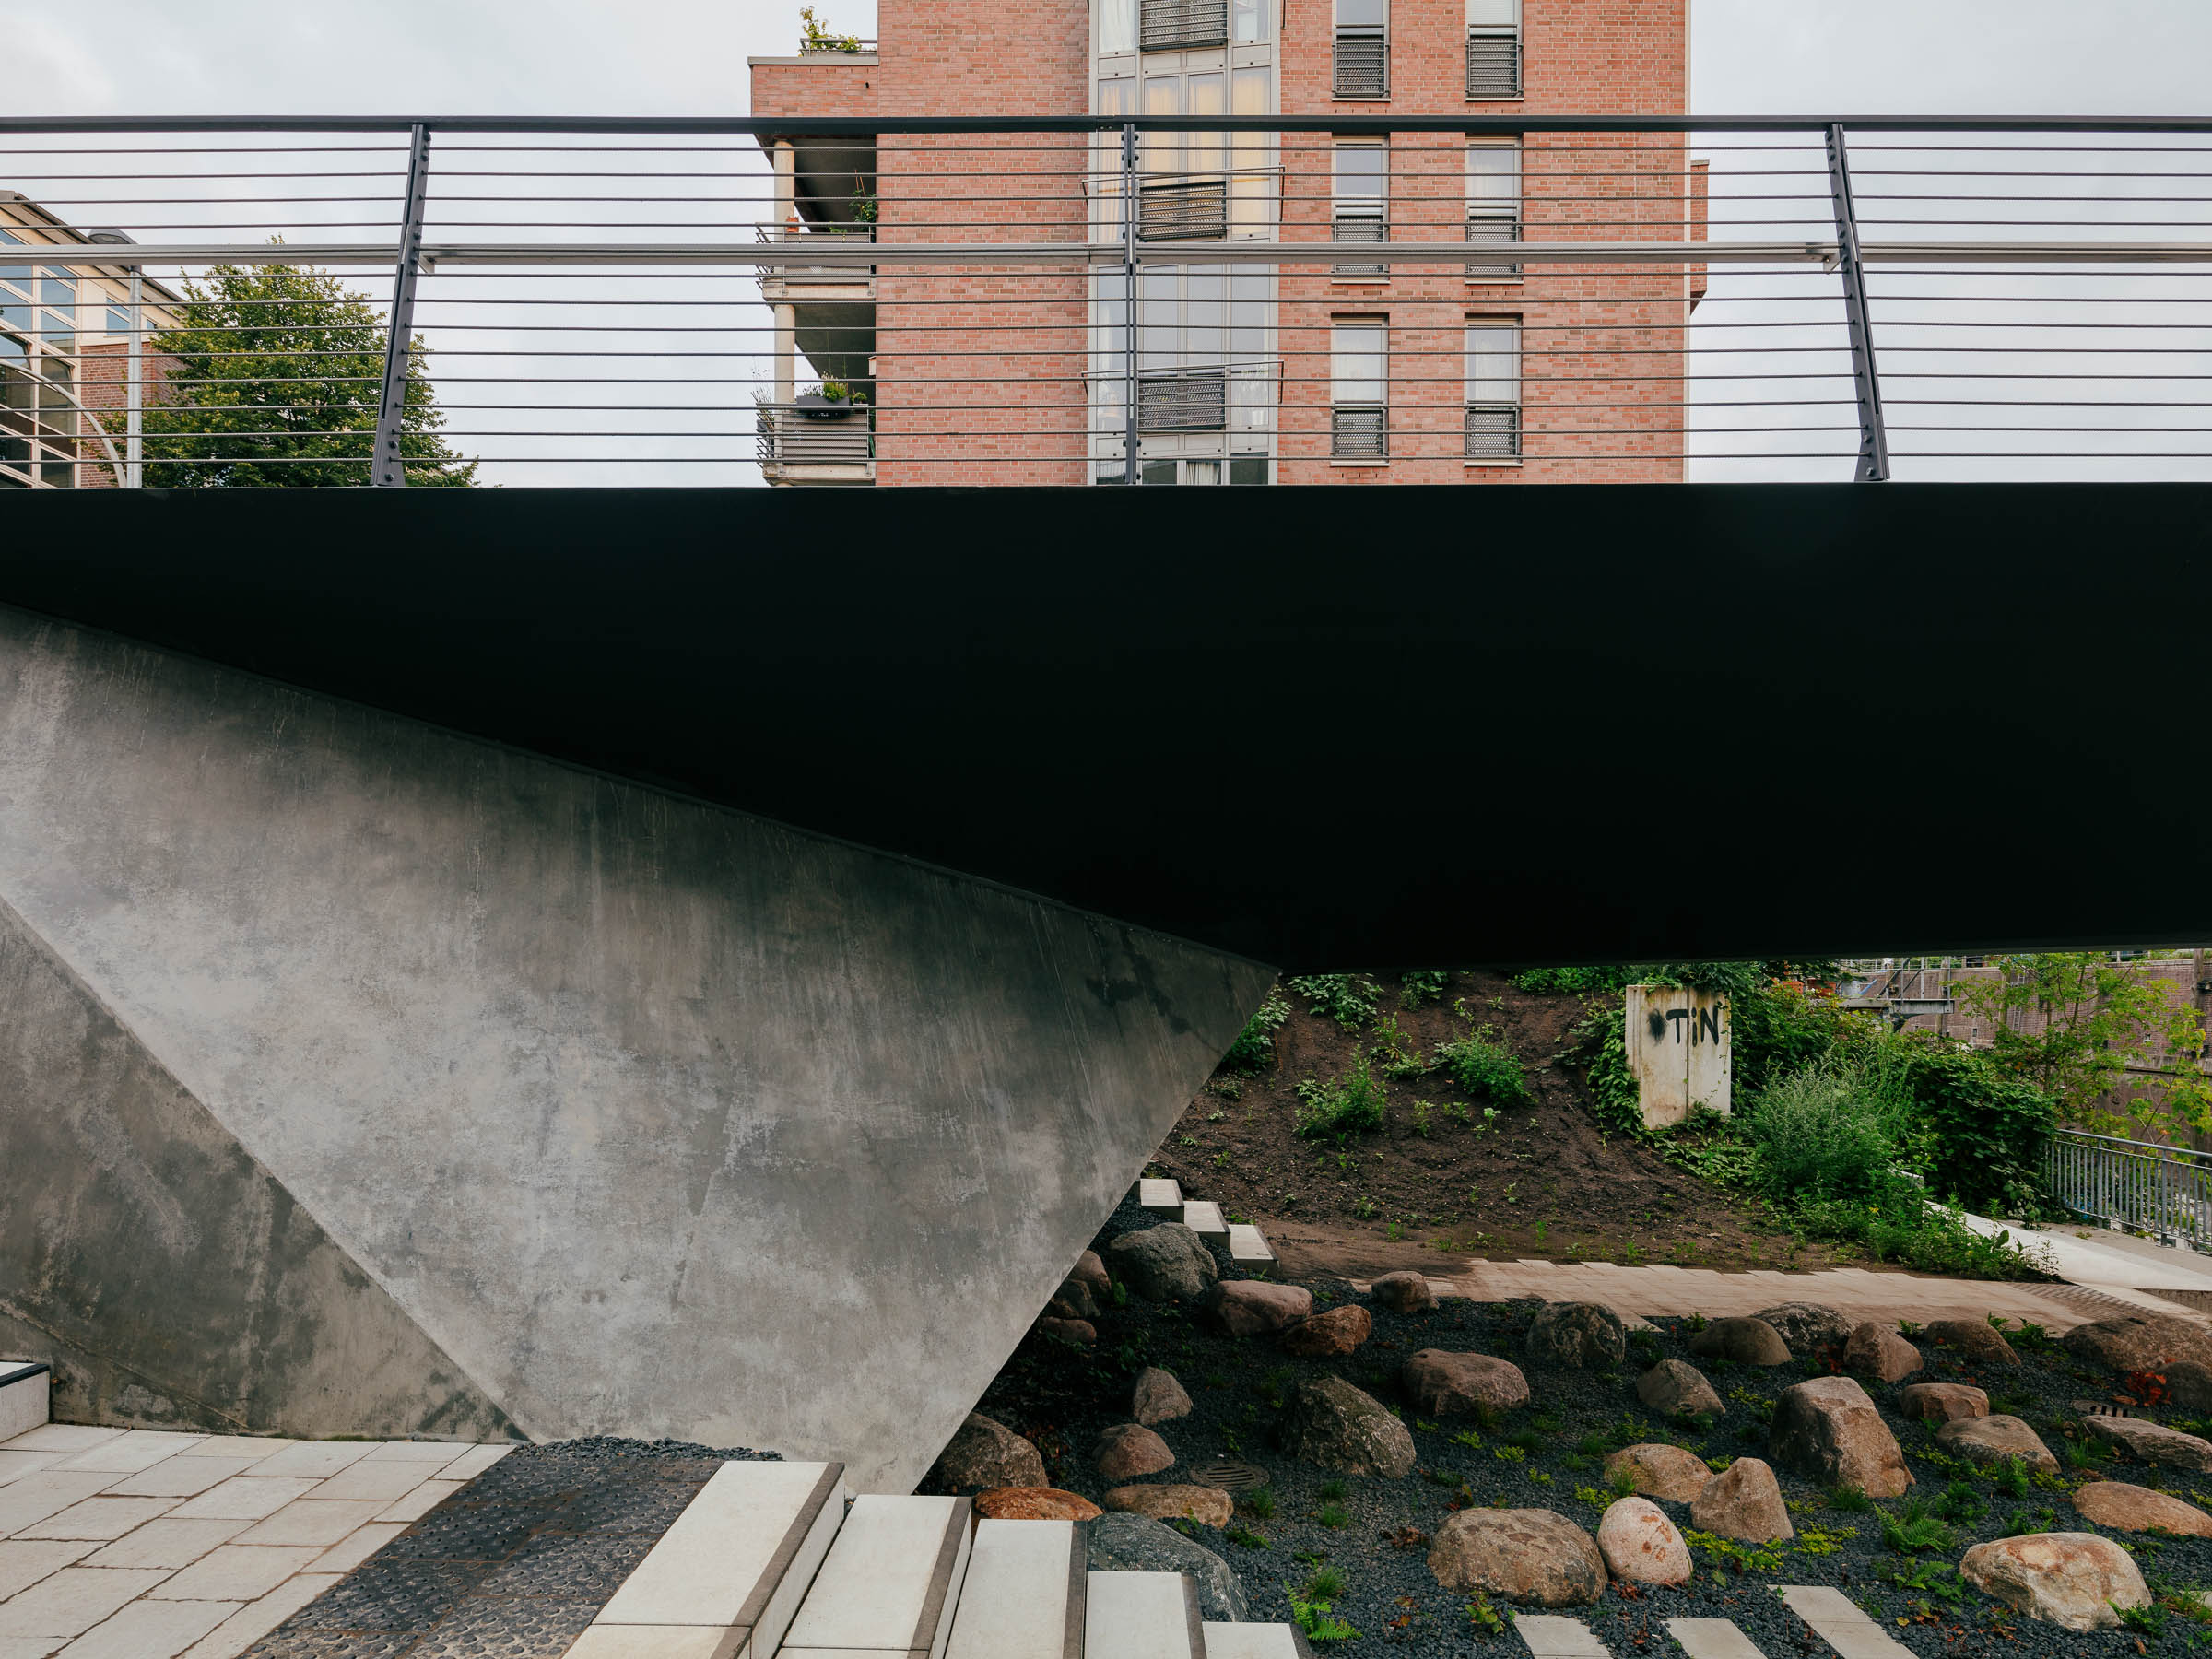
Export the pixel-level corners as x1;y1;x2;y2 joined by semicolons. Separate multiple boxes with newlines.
755;221;877;303
757;405;874;486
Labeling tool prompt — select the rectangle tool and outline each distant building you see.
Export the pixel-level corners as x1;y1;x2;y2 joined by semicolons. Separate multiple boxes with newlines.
2;193;182;490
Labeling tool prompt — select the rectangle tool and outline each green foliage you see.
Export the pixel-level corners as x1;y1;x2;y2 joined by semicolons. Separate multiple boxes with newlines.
1935;1479;1988;1525
1225;1524;1269;1549
1223;991;1291;1074
1289;972;1383;1030
1452;1429;1485;1453
1883;1035;2058;1212
1242;1488;1277;1520
1830;1483;1873;1513
1879;1498;1955;1555
1510;965;1636;994
1465;1594;1506;1636
1288;1586;1359;1642
1606;1464;1638;1499
1727;977;1868;1095
2000;1506;2057;1537
1993;1454;2033;1498
1435;1021;1532;1108
1683;1530;1783;1574
798;5;865;50
1314;1502;1350;1529
136;261;475;488
1371;1015;1430;1079
1566;1007;1641;1135
1877;1557;1965;1602
2114;1600;2169;1638
1294;1057;1387;1141
1411;1100;1434;1137
1303;1565;1348;1600
1401;970;1451;1006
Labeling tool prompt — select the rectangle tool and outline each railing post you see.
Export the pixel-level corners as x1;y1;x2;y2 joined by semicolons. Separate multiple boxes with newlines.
1123;120;1140;486
1824;124;1889;483
372;124;432;488
125;267;142;488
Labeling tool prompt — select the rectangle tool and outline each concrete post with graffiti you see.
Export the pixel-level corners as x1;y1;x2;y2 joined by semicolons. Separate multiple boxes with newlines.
1624;983;1732;1128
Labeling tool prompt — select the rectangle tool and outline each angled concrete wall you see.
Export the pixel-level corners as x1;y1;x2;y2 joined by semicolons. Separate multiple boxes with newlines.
0;606;1269;1491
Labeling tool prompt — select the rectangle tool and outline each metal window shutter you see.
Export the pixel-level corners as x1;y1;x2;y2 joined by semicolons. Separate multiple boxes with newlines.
1465;214;1522;279
1140;371;1228;432
1333;33;1389;99
1465;404;1522;459
1332;209;1388;276
1465;31;1522;99
1332;406;1387;459
1139;180;1230;241
1142;0;1230;51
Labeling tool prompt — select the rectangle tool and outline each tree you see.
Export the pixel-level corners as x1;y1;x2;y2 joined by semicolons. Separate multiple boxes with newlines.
132;260;474;487
1953;952;2212;1140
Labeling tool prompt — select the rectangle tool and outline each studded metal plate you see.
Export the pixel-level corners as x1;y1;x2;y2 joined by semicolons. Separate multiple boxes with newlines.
474;1533;657;1599
405;1596;602;1658
288;1561;488;1632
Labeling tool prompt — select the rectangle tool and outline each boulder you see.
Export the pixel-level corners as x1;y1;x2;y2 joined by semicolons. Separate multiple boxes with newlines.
2072;1481;2212;1536
1087;1512;1247;1621
1371;1270;1437;1313
1597;1497;1692;1585
1280;1305;1372;1359
1132;1367;1194;1428
2062;1312;2212;1374
1036;1317;1096;1346
1921;1318;2019;1369
1897;1383;1989;1425
1070;1249;1111;1296
1602;1443;1713;1504
1637;1359;1724;1420
2081;1413;2212;1474
935;1412;1045;1490
1103;1484;1234;1527
1201;1280;1313;1337
1093;1423;1175;1481
2163;1360;2212;1415
1768;1376;1913;1497
1750;1302;1853;1358
1049;1277;1098;1321
1108;1224;1217;1302
1690;1458;1792;1544
1959;1532;2152;1631
1281;1376;1417;1478
975;1486;1101;1521
1525;1301;1627;1370
1427;1509;1606;1606
1937;1414;2058;1474
1688;1317;1792;1367
1841;1322;1922;1383
1401;1351;1530;1418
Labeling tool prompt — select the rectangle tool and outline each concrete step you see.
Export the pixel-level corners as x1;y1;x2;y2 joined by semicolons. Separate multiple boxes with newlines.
943;1517;1083;1659
0;1362;51;1441
569;1459;848;1659
1779;1586;1914;1659
1084;1571;1201;1659
1226;1223;1276;1269
1181;1201;1228;1241
1514;1614;1608;1658
1666;1618;1770;1659
1139;1179;1185;1219
782;1494;974;1659
1203;1622;1313;1659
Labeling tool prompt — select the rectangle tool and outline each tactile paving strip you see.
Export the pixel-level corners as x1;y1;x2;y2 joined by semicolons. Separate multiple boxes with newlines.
243;1440;779;1659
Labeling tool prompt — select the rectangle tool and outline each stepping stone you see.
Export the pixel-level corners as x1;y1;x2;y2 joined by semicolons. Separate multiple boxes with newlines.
783;1494;974;1659
0;1361;51;1441
946;1518;1084;1659
1181;1201;1228;1241
1227;1224;1275;1268
1140;1179;1186;1219
1667;1618;1770;1659
1202;1625;1306;1659
1086;1571;1202;1659
1516;1614;1608;1657
1780;1586;1915;1659
572;1460;848;1659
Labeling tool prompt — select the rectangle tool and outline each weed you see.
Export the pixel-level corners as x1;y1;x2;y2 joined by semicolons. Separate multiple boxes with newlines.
1412;1100;1434;1138
1303;1565;1349;1601
1225;1524;1269;1549
1528;1470;1554;1487
1534;1219;1548;1247
1452;1429;1485;1453
1242;1488;1277;1521
1465;1594;1506;1636
1573;1486;1608;1506
1620;1240;1644;1265
1829;1484;1873;1513
1318;1478;1348;1501
1879;1499;1955;1555
1795;1526;1854;1556
1606;1465;1639;1500
1371;1014;1429;1080
1350;1194;1379;1220
1315;1503;1351;1530
1704;1455;1734;1473
1286;1584;1359;1642
1999;1507;2057;1537
1292;1550;1325;1567
2115;1601;2169;1637
1424;1466;1460;1488
1992;1454;2033;1499
1295;1056;1388;1141
1683;1530;1783;1574
1401;970;1452;1007
1223;991;1292;1073
2063;1437;2111;1472
1436;1021;1533;1107
1877;1558;1964;1603
1935;1479;1988;1526
1289;973;1382;1030
1493;1446;1526;1464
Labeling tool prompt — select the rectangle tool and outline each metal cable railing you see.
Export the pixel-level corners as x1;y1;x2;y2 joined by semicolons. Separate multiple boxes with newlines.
1;114;2208;488
2046;1127;2212;1249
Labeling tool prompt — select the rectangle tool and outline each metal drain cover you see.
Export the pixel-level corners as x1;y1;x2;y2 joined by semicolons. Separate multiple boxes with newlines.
1188;1459;1269;1493
2073;1399;2138;1418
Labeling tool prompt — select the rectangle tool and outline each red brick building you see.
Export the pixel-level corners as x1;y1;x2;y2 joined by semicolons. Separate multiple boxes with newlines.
749;0;1693;486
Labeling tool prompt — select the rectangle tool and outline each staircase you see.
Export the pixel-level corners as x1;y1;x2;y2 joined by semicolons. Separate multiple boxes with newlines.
1138;1178;1276;1270
561;1465;1307;1658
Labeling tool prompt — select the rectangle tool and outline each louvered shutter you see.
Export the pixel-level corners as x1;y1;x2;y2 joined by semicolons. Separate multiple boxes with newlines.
1141;0;1230;51
1466;30;1521;99
1332;407;1387;459
1333;32;1388;98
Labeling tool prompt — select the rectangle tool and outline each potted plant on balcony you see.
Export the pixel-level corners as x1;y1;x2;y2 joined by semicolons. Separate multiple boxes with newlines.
794;381;868;418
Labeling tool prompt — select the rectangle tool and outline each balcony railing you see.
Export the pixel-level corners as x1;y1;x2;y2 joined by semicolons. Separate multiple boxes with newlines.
3;112;2207;486
797;35;877;54
756;406;874;475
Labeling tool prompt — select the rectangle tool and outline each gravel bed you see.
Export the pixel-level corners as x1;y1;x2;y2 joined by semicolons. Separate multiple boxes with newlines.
957;1220;2212;1656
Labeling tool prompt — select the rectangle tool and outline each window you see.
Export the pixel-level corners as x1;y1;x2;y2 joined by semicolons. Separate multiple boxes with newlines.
1231;0;1270;43
1331;320;1387;459
1334;0;1387;99
1139;70;1229;241
38;272;72;310
1099;0;1136;53
1465;321;1522;459
1465;140;1522;279
106;306;131;336
1141;0;1228;52
1466;0;1522;99
1333;143;1388;277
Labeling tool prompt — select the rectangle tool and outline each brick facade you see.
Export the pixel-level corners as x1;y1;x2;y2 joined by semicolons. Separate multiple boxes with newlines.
750;0;1690;486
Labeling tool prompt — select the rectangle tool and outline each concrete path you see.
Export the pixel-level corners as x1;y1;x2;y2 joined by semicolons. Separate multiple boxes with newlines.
1959;1212;2212;1293
0;1424;506;1659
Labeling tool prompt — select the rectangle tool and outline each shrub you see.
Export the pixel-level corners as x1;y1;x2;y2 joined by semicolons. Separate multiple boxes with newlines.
1288;972;1382;1030
1435;1027;1532;1108
1400;970;1451;1006
1222;991;1290;1074
1510;965;1635;994
1294;1056;1387;1141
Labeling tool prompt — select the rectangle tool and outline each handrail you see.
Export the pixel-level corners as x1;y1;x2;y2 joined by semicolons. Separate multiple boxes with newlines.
7;114;2212;135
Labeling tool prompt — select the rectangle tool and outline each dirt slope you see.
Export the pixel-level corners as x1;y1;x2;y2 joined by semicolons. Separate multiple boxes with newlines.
1150;969;1880;1275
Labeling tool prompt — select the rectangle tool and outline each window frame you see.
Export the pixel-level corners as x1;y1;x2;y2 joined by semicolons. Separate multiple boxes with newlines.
1465;137;1523;283
1332;0;1389;100
1330;316;1389;461
1464;317;1523;464
1332;140;1390;279
1465;0;1524;101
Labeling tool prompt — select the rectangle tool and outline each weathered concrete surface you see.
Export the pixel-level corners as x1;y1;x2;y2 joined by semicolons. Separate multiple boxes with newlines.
0;606;1270;1491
